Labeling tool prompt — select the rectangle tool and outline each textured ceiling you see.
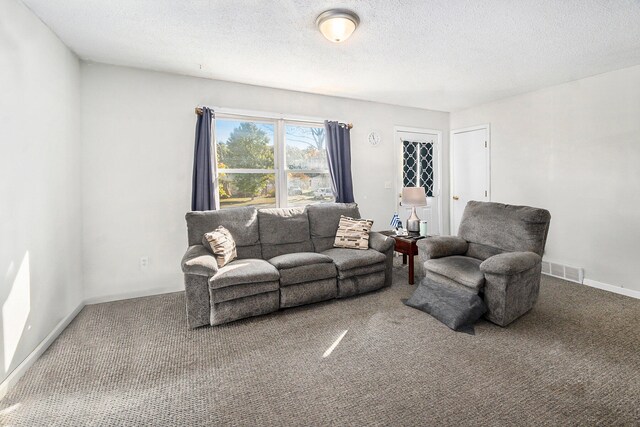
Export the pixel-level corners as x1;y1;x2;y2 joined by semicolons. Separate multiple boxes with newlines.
20;0;640;111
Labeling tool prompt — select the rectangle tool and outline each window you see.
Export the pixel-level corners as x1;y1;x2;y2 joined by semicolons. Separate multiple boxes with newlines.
214;115;333;209
215;119;276;209
402;140;434;197
284;124;332;207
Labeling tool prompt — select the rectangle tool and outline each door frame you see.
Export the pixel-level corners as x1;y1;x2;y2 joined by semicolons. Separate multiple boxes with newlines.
449;124;491;234
393;125;443;235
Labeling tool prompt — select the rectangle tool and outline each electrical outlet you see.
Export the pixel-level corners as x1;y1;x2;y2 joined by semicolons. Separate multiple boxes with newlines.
384;181;392;189
140;256;149;270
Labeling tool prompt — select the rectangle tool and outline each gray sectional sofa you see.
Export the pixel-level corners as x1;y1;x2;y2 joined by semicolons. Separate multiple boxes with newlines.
181;203;394;329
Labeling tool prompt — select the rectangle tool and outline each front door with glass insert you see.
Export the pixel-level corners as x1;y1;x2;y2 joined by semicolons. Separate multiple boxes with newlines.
396;129;441;235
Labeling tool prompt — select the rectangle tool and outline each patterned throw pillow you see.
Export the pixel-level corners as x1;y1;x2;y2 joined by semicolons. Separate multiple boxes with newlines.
333;215;374;250
202;226;237;268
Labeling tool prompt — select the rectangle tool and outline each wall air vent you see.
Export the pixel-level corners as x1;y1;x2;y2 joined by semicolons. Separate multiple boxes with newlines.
541;260;584;284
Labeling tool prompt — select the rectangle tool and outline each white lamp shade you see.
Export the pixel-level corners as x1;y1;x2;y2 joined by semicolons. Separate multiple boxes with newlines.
316;10;360;43
402;187;427;207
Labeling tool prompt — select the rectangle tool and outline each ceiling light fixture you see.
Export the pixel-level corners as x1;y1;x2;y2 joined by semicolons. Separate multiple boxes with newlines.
316;9;360;43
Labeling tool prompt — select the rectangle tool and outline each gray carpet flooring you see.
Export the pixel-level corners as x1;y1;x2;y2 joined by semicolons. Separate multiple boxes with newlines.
1;262;639;426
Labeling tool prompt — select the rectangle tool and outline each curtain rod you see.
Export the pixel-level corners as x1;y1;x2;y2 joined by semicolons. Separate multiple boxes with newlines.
195;106;353;129
194;107;214;116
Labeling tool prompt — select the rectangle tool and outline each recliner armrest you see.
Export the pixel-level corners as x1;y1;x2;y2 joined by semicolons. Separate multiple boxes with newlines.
416;236;468;259
369;231;394;253
480;251;541;275
182;245;219;277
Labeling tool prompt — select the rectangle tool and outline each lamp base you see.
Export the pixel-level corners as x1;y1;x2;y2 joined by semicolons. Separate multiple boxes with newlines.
406;206;420;233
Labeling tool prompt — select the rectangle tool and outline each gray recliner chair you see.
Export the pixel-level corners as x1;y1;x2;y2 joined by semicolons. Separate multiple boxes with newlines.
416;201;551;326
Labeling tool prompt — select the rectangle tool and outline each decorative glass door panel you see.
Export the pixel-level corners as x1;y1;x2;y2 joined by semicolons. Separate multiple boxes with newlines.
402;140;434;196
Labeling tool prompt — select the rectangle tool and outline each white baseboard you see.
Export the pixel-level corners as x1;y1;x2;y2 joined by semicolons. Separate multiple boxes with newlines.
0;302;84;400
583;278;640;299
84;285;182;305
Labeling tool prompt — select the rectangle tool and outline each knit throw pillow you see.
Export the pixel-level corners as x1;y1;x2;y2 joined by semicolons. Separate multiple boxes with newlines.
202;226;237;268
333;215;374;250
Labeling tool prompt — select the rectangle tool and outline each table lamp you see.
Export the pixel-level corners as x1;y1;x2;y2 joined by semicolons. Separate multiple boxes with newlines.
401;187;427;233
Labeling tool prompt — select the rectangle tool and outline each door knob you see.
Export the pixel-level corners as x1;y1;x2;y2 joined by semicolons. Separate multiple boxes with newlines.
452;196;459;200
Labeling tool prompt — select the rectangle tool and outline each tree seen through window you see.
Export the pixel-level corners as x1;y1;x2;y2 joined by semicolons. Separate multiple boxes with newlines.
215;118;332;209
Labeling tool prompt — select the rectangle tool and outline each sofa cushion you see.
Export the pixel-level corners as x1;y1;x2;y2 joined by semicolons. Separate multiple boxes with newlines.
202;226;237;268
425;271;480;295
458;201;551;257
309;237;336;254
210;280;279;304
186;207;259;247
235;244;263;260
210;292;279;326
268;252;333;269
322;248;386;271
424;256;485;290
337;262;385;279
307;203;360;252
258;207;314;259
258;207;310;245
280;278;337;308
465;242;504;261
337;271;386;298
210;259;279;289
269;252;335;286
261;241;314;261
333;215;373;250
279;263;337;286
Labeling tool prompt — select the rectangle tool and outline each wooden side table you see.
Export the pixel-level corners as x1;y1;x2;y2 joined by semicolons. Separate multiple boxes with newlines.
381;231;424;285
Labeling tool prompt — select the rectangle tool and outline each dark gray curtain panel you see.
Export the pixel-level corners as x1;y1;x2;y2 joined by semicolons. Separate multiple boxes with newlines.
324;120;355;203
191;107;215;211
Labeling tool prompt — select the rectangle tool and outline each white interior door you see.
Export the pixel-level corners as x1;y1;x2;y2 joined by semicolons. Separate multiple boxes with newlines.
395;128;442;235
450;125;490;235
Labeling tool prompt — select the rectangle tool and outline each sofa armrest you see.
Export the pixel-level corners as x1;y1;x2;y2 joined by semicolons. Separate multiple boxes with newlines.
369;231;394;288
416;236;468;260
480;251;541;275
369;231;394;253
181;245;218;277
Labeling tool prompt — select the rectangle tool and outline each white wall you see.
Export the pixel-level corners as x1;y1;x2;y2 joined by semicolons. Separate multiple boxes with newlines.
80;63;449;301
451;65;640;292
0;0;83;384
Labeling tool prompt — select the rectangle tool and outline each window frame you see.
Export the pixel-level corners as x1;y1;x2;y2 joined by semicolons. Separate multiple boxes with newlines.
212;113;330;210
